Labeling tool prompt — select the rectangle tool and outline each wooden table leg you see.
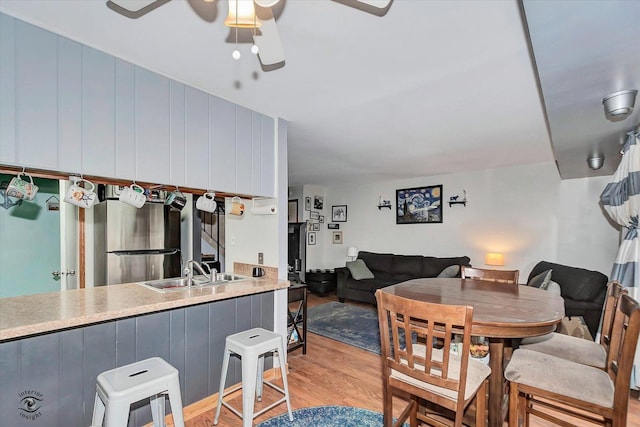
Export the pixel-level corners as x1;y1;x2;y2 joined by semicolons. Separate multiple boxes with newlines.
488;338;505;427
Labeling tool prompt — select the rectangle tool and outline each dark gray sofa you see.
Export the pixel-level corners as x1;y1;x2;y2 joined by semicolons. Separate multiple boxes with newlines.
335;251;471;305
528;261;609;337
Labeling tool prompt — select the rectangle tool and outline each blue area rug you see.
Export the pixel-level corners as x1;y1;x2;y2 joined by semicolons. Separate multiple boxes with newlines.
256;405;407;427
307;301;381;354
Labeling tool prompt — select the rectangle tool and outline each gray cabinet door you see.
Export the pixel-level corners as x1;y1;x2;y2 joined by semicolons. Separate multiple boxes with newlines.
251;112;263;195
170;81;187;187
115;59;136;180
236;105;253;194
260;116;276;197
15;21;58;169
185;86;210;189
57;38;83;173
82;47;116;177
135;67;171;184
210;96;237;193
0;14;16;164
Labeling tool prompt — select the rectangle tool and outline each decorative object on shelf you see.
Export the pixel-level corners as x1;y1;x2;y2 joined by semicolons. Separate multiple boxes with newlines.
331;205;347;222
308;232;316;245
46;196;60;211
448;189;467;207
377;195;392;210
396;185;442;224
314;195;324;210
250;197;277;215
332;231;343;244
319;215;324;223
0;181;23;209
310;211;319;220
288;199;298;222
328;223;339;229
347;247;358;261
305;196;311;211
485;252;505;266
312;222;320;231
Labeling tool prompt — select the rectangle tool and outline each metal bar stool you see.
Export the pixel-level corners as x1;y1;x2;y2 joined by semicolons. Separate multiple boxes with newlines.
91;357;185;427
214;328;293;427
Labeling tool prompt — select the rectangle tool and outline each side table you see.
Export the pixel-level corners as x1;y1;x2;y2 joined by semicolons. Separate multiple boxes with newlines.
287;284;307;354
306;269;336;295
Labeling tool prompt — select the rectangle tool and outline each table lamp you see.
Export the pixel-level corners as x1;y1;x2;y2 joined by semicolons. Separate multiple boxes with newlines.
485;252;504;267
347;247;358;261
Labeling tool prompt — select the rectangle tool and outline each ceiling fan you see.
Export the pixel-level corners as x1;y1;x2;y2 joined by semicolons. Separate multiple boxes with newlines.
107;0;392;67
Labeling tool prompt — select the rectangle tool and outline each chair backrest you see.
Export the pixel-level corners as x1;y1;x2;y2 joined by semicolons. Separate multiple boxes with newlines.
461;266;519;285
600;281;627;350
375;289;474;405
607;294;640;420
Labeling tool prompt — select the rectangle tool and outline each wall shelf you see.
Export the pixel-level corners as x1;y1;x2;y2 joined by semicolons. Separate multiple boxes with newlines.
377;204;392;210
448;200;467;207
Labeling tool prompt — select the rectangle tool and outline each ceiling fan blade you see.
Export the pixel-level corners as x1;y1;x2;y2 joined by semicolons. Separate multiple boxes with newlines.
253;7;285;66
355;0;392;7
107;0;170;18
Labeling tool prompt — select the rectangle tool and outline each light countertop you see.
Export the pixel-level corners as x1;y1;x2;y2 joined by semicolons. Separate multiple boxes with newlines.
0;277;289;341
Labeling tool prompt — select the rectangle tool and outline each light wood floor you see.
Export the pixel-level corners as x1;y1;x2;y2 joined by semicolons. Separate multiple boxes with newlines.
187;292;640;427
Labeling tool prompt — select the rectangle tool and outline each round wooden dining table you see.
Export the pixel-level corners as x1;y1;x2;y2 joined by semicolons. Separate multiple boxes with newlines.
380;277;565;427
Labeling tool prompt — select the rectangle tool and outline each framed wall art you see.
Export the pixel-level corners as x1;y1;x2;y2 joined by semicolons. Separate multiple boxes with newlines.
310;211;319;220
328;223;339;229
331;205;347;222
305;196;311;211
312;222;320;231
396;185;443;224
319;215;324;223
332;231;343;244
314;195;324;210
308;232;316;245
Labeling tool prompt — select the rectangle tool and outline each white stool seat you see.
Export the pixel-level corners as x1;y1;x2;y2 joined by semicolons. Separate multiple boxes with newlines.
91;357;185;427
214;328;293;427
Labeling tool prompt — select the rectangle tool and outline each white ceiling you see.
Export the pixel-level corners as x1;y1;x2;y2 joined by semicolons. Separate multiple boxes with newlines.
0;1;637;186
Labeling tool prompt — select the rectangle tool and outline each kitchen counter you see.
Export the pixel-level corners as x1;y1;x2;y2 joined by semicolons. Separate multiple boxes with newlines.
0;277;289;341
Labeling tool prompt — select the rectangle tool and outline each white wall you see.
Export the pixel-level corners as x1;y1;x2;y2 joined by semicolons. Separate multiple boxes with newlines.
315;162;619;279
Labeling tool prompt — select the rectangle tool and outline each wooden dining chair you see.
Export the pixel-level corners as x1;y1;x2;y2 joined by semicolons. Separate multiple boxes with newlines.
375;289;491;427
460;266;519;285
505;293;640;427
519;281;626;369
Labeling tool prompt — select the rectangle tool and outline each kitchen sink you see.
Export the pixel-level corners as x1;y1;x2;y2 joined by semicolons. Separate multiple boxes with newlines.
138;273;250;292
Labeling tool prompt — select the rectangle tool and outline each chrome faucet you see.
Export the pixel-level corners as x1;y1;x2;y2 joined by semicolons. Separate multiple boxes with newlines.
183;260;216;286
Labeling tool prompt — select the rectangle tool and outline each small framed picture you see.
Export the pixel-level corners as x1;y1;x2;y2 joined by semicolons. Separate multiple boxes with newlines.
328;223;339;230
312;222;320;231
308;232;316;245
319;215;324;223
331;205;347;222
314;195;324;210
332;231;343;244
305;197;311;211
310;211;319;220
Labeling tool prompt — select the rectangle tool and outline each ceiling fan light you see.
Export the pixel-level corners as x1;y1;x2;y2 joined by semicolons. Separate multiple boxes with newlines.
225;0;261;28
254;0;280;6
602;89;637;120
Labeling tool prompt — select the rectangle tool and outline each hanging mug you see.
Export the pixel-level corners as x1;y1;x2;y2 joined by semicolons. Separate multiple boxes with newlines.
119;183;146;208
165;189;186;211
229;196;245;216
196;192;217;213
64;178;97;208
6;172;39;201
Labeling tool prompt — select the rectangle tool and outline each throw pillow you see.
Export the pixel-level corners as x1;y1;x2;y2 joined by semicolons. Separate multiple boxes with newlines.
542;279;562;295
346;259;374;280
437;265;460;278
527;269;552;288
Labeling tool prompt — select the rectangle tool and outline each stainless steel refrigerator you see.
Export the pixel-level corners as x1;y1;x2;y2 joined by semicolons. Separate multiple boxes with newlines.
94;199;182;286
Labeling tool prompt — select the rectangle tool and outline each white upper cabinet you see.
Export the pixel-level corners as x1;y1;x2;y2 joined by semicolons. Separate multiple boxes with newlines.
0;13;278;198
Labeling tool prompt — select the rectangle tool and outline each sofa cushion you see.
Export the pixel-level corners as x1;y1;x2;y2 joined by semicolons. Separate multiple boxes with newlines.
528;269;552;288
421;256;471;278
344;278;398;292
391;255;425;277
437;265;460;278
528;261;608;302
359;251;394;274
346;259;374;280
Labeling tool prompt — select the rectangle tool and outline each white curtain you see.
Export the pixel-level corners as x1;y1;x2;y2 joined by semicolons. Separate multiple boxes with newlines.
600;129;640;388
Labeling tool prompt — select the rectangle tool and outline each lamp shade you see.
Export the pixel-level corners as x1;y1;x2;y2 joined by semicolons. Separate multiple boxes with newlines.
347;247;358;258
224;0;261;28
485;252;504;266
